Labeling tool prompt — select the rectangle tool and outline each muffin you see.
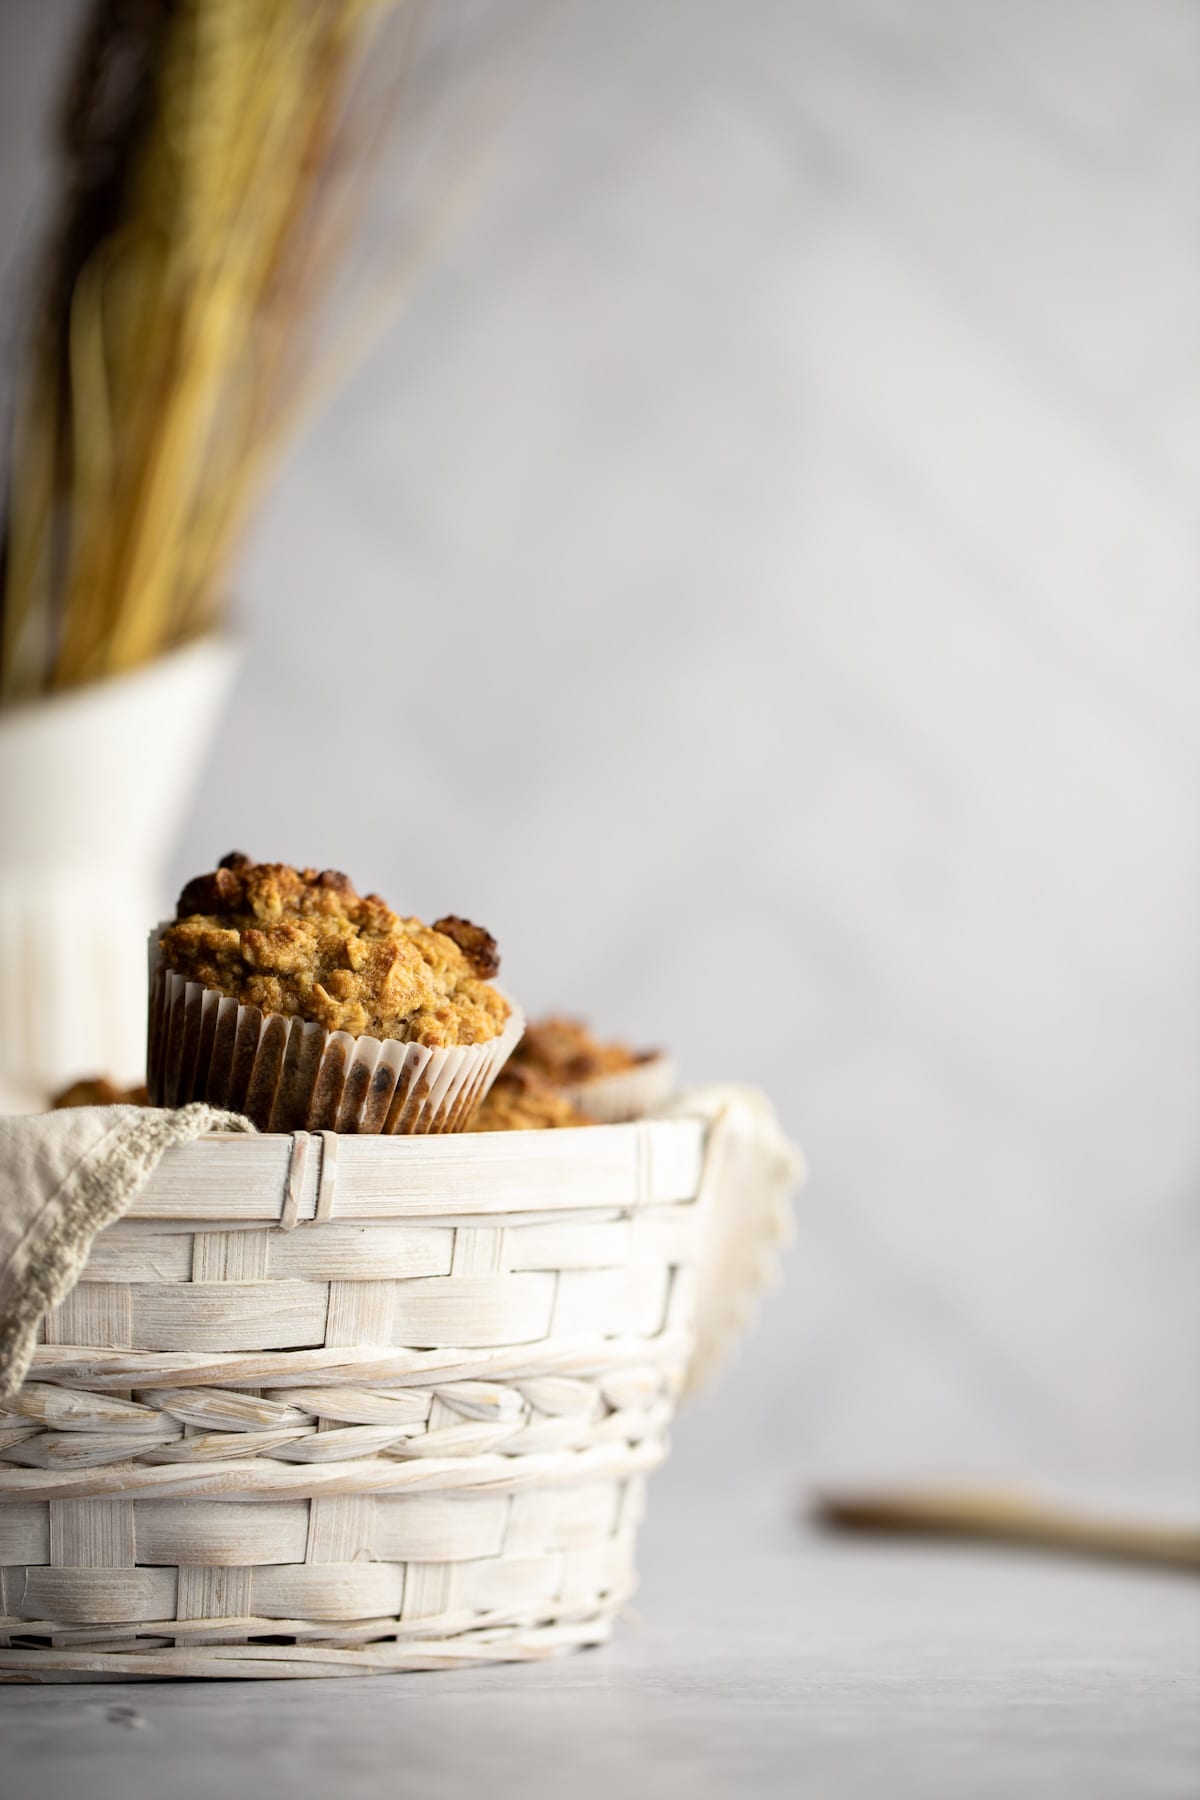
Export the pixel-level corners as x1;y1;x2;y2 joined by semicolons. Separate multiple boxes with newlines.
148;853;522;1133
512;1016;674;1123
469;1064;596;1133
52;1076;148;1110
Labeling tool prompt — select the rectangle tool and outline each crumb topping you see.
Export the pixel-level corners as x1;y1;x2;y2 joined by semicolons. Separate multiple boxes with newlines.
160;853;510;1046
469;1065;595;1132
512;1015;653;1084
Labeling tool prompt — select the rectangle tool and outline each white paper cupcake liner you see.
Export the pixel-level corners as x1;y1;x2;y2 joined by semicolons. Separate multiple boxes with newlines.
560;1054;677;1124
147;936;523;1135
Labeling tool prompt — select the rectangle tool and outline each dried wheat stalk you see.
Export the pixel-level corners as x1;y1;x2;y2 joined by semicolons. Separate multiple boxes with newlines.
0;0;406;703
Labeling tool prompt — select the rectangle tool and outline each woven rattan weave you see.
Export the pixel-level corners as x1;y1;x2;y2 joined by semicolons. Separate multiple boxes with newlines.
0;1116;724;1678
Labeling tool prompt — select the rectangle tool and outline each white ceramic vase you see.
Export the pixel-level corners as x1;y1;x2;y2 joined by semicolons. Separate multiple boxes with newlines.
0;638;237;1101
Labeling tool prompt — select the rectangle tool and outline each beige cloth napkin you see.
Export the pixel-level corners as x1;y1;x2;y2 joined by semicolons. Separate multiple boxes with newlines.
0;1104;252;1400
661;1086;805;1395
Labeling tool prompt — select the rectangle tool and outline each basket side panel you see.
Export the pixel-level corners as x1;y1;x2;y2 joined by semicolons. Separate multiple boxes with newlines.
2;1125;710;1677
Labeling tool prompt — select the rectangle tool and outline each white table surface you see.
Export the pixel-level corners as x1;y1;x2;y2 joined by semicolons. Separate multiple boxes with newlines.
2;1491;1196;1800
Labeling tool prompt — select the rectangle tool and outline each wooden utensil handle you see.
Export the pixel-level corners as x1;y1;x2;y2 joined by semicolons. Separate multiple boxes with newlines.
815;1485;1200;1572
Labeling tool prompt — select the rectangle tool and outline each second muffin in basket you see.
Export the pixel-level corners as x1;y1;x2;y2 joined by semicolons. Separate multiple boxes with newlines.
149;853;522;1133
511;1015;674;1123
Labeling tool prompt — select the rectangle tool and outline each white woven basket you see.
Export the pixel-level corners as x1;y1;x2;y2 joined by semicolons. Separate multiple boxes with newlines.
0;1106;793;1680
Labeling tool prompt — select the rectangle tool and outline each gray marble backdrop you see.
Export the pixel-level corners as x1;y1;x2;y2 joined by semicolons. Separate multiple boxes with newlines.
2;1;1197;1508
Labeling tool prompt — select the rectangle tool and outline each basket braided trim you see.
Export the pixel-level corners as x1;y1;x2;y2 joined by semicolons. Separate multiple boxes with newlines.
0;1614;622;1680
24;1328;694;1392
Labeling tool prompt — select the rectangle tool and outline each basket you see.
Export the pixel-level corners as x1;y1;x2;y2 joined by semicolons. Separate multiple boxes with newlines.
0;1105;790;1680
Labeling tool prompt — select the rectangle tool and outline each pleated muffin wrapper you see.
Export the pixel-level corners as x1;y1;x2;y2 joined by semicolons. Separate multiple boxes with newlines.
147;937;524;1134
561;1053;677;1124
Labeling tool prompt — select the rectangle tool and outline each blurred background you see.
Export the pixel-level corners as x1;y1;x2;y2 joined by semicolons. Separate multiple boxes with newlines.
1;0;1197;1515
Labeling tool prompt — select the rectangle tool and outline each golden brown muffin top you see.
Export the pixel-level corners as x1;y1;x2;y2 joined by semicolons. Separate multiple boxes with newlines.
512;1015;654;1084
52;1076;149;1109
469;1065;596;1133
159;853;510;1047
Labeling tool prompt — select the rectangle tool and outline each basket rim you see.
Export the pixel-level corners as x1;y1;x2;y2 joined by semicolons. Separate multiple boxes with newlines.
128;1114;708;1225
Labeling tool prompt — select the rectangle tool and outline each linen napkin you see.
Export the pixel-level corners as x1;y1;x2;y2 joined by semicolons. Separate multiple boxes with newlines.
660;1086;805;1394
0;1103;252;1399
